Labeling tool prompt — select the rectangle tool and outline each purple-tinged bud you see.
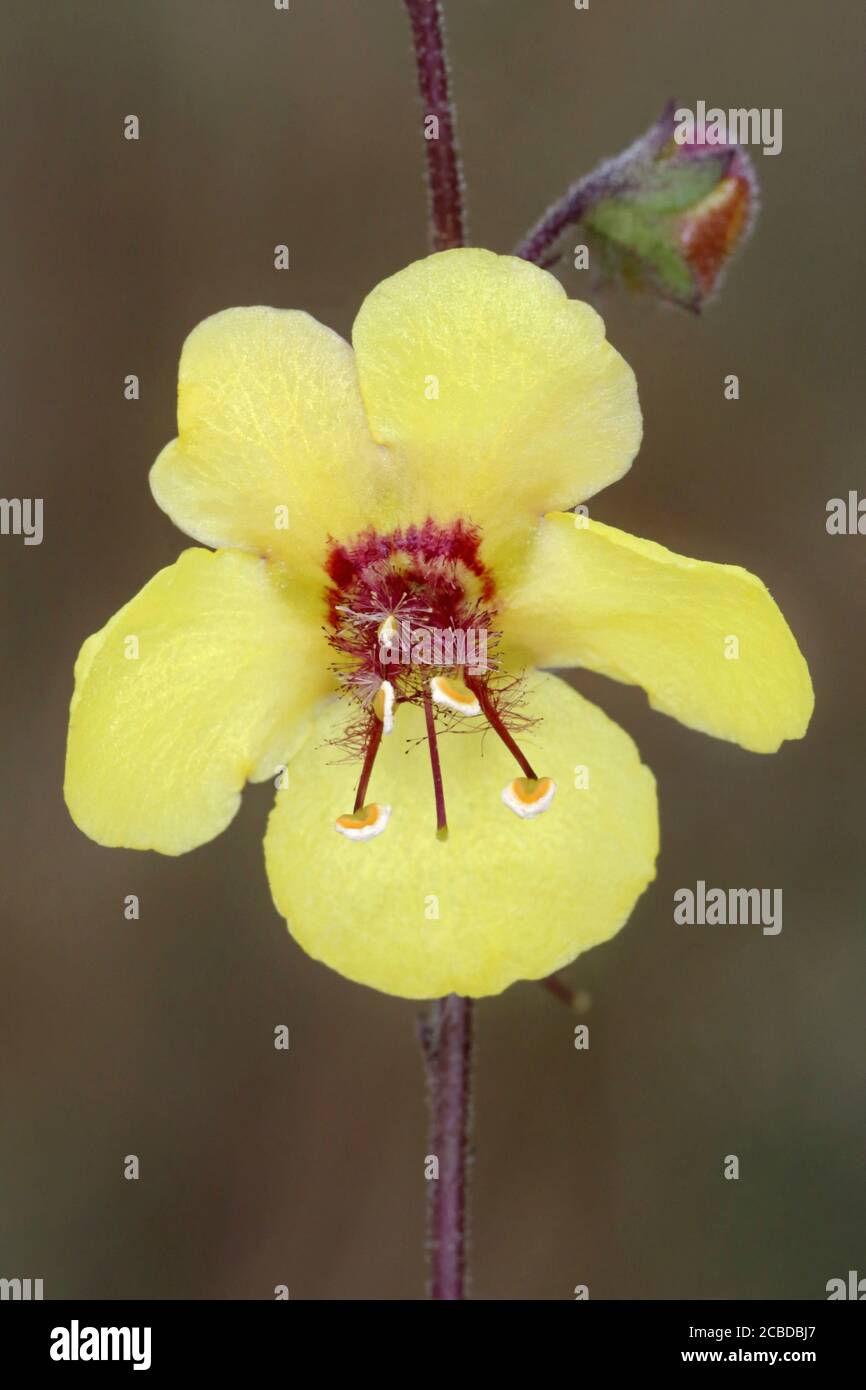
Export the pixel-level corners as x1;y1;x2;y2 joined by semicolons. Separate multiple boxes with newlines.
583;102;759;311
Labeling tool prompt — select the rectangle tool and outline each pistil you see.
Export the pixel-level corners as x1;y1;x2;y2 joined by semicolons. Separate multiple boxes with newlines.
423;686;449;841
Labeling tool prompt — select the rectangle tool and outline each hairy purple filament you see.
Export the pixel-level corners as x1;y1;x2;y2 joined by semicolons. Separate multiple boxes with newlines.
352;717;383;813
467;675;538;780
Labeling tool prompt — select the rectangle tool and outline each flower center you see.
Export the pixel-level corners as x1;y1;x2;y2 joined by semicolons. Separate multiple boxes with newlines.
324;519;555;839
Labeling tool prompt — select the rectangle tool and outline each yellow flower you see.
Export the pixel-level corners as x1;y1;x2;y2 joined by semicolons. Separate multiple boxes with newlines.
64;249;813;999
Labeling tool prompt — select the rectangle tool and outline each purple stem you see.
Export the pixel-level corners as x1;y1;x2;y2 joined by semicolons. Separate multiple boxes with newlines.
403;0;466;252
514;100;678;266
418;994;473;1299
404;0;473;1303
514;164;625;267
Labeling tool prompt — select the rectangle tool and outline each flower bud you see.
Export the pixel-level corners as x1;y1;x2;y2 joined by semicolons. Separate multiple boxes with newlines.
584;102;758;311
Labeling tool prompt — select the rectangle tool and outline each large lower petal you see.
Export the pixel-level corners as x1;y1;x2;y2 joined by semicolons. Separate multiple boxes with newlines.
265;672;658;999
65;548;334;855
150;307;394;586
351;249;641;575
503;514;814;754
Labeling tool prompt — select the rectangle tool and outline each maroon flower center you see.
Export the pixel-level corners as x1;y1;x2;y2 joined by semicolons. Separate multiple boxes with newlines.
323;519;551;839
325;518;497;707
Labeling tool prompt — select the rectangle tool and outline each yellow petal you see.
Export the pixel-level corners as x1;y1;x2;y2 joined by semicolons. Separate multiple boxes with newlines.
504;514;814;754
352;248;641;575
150;307;394;587
265;672;658;999
65;548;333;855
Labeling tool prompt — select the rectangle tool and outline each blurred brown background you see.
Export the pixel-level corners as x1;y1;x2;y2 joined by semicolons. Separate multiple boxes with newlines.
2;0;864;1300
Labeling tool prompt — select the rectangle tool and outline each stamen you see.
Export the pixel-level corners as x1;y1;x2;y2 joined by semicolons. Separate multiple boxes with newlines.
430;674;481;717
501;776;557;819
467;677;537;779
353;716;383;812
422;687;449;841
373;679;396;734
334;714;389;842
334;803;391;841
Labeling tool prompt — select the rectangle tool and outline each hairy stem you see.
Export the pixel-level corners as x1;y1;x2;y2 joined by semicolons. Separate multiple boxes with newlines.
404;0;467;252
418;993;474;1299
513;164;626;267
404;0;473;1303
514;101;676;266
